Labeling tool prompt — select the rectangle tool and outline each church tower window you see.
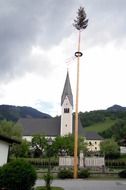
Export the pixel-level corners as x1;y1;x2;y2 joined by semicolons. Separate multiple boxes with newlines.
64;108;69;113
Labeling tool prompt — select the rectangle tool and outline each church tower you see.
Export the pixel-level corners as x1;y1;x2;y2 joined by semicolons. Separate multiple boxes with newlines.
60;71;73;136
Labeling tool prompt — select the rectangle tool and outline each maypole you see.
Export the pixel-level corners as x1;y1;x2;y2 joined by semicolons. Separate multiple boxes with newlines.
73;7;88;179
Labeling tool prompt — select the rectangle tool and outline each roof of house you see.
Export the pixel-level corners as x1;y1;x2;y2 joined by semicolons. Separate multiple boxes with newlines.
61;71;73;106
0;134;21;144
84;131;103;140
18;117;103;140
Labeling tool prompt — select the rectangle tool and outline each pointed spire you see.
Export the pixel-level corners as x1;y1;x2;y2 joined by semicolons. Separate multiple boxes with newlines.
61;71;73;106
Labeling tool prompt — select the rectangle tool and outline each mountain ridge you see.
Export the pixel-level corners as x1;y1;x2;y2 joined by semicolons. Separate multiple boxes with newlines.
107;104;126;112
0;104;126;122
0;104;51;121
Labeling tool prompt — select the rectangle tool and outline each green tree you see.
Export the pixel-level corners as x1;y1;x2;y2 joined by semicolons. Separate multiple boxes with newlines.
100;138;120;159
100;120;126;141
52;134;87;156
0;119;22;140
31;134;48;157
79;110;105;127
10;139;30;158
112;120;126;141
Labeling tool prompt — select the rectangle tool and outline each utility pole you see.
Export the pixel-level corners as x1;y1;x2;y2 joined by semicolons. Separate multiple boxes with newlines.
73;7;88;179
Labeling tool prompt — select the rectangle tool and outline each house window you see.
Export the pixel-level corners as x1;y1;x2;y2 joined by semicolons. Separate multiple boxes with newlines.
95;141;97;144
95;147;97;150
64;108;69;113
65;124;67;127
89;141;92;146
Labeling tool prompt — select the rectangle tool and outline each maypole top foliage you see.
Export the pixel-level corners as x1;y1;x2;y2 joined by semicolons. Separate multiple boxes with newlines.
73;7;88;30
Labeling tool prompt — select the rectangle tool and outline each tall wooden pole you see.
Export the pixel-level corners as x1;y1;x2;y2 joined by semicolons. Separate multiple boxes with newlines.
73;6;88;179
74;30;81;179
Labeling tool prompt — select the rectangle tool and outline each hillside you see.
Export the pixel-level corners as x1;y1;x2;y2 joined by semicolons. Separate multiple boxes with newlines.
79;105;126;141
0;105;51;121
79;105;126;128
83;118;117;133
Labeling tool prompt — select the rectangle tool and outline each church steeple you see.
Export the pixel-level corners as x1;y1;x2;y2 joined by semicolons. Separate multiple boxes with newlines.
60;71;73;136
61;71;73;107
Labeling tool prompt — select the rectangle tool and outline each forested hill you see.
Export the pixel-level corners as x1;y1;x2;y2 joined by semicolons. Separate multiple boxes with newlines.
79;105;126;127
0;105;51;121
79;104;126;141
0;104;126;141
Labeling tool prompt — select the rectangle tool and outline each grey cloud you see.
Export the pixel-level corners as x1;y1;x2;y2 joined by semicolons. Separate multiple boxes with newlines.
0;0;77;82
84;0;126;46
0;0;126;82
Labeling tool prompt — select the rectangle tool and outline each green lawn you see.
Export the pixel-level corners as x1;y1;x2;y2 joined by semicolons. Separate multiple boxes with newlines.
84;118;117;133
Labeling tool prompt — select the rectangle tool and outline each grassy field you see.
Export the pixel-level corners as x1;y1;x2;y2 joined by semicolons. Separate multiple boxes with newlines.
84;118;117;132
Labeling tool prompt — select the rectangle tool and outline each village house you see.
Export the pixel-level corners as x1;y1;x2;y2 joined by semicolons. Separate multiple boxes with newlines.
0;134;20;166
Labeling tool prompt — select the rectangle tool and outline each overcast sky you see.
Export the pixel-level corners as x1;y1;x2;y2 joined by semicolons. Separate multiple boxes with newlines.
0;0;126;116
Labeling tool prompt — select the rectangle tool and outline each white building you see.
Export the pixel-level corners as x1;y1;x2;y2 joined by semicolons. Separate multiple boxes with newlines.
0;135;20;166
18;71;103;151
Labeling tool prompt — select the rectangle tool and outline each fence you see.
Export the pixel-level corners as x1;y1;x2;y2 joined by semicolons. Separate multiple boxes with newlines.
59;156;105;168
24;157;126;174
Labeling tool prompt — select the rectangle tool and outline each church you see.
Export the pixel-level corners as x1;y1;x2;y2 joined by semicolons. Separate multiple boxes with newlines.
18;71;103;152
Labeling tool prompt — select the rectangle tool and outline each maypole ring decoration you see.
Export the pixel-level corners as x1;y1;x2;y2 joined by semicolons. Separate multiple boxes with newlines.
75;51;83;57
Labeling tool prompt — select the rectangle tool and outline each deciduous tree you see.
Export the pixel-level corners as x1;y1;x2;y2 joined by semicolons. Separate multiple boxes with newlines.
0;119;22;140
100;138;120;159
31;134;48;157
52;134;87;156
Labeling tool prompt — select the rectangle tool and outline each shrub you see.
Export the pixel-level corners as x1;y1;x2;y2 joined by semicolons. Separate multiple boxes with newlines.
0;159;37;190
118;169;126;178
58;168;73;179
78;169;90;178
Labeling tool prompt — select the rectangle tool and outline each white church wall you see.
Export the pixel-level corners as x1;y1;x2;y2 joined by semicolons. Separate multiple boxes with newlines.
23;136;33;142
23;136;56;142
